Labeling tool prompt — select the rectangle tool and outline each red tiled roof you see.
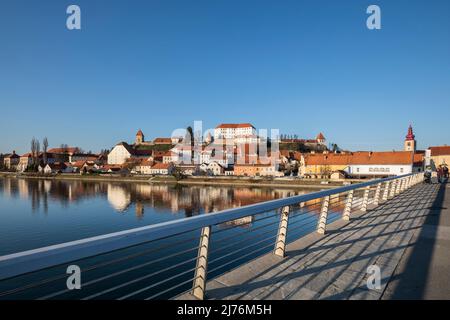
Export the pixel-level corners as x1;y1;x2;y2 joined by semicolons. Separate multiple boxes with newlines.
72;161;87;168
216;123;255;129
151;163;171;169
48;147;79;154
20;153;33;158
280;150;291;158
138;160;153;166
429;146;450;156
305;151;416;166
153;138;172;144
316;132;325;140
293;151;303;161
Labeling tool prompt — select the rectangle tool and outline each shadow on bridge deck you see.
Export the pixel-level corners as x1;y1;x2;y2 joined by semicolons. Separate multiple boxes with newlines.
177;182;449;300
383;181;450;299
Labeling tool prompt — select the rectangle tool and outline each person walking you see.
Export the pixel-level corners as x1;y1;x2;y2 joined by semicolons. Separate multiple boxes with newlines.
437;167;443;183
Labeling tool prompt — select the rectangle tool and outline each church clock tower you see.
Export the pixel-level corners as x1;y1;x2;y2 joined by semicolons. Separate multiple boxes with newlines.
404;125;416;152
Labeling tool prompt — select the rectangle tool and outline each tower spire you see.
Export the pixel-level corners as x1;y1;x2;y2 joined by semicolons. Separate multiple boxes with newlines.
404;124;416;152
405;124;415;141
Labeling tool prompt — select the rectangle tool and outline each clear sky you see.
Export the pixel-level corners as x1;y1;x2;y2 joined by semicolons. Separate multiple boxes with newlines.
1;0;449;154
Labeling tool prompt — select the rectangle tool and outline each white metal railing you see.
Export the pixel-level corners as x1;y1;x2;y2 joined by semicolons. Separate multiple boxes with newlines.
0;172;424;300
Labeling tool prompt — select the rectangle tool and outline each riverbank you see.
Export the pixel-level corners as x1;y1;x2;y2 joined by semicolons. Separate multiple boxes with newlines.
0;171;364;189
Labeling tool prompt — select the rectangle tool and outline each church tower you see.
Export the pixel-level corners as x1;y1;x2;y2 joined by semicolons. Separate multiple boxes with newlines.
135;129;144;145
404;125;416;152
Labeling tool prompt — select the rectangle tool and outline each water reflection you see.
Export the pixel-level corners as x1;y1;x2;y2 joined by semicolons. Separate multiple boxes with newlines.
0;177;311;219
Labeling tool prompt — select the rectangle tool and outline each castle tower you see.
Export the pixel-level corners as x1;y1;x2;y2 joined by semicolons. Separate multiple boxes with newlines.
135;129;144;145
316;132;326;145
404;124;416;152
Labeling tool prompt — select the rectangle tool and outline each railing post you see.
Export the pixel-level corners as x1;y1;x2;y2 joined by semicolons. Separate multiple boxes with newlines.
389;180;397;198
361;186;371;212
395;178;402;195
192;226;211;300
382;181;390;202
342;190;354;221
407;176;412;189
373;183;382;206
401;178;405;192
274;206;290;258
317;196;330;234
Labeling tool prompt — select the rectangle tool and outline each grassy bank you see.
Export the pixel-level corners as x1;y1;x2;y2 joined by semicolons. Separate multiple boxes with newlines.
0;171;363;189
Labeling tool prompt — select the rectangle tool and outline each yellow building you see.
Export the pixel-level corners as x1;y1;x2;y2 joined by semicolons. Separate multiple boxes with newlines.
429;146;450;169
301;153;351;178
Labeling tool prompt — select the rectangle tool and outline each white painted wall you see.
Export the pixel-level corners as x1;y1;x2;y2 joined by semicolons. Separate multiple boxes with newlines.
108;145;131;165
346;164;413;176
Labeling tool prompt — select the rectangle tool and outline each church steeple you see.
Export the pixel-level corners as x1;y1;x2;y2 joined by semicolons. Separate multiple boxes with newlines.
404;124;416;152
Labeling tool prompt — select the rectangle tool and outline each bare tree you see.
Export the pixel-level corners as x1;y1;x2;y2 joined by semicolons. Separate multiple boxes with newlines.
31;137;37;167
36;139;41;166
60;144;69;154
43;137;48;165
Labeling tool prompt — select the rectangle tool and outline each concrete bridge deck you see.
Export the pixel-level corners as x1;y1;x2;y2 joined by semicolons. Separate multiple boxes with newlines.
179;182;450;300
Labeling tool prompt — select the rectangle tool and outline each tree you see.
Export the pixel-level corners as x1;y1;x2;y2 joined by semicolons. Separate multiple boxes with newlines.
36;140;40;164
60;144;69;154
331;143;340;153
31;137;37;167
185;126;194;161
171;166;185;181
43;137;48;165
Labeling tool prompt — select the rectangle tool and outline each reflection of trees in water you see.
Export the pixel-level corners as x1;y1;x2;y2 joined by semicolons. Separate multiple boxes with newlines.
0;177;312;218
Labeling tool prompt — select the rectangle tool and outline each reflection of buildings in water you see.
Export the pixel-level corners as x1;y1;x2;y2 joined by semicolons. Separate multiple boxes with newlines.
44;180;51;193
2;178;12;198
298;194;347;215
224;215;254;229
18;179;29;199
1;177;327;218
107;184;131;212
135;202;144;219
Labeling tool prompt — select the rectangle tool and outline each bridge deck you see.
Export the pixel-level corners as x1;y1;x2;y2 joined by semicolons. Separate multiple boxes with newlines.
178;182;450;300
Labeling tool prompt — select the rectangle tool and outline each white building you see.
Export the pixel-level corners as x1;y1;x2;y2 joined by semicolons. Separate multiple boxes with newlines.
199;161;225;176
149;163;174;175
213;123;257;143
107;142;152;165
108;142;133;165
345;151;422;177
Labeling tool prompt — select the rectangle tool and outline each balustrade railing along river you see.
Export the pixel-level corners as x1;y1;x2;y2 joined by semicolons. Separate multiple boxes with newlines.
0;173;424;300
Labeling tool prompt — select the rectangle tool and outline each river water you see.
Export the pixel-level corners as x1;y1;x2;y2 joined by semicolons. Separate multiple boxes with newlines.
0;177;345;299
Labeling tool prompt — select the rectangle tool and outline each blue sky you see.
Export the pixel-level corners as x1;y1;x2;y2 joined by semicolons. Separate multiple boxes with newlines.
1;0;449;154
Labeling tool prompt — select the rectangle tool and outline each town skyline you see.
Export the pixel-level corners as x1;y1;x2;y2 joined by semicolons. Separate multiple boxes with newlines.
1;1;450;153
0;121;440;156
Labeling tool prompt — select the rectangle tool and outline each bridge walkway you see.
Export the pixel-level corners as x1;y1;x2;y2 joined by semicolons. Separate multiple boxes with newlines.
178;182;450;300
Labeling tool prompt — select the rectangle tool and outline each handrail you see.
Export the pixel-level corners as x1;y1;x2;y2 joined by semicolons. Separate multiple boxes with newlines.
0;173;416;281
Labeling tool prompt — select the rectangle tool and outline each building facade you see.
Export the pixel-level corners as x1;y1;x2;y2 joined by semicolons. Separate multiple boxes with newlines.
428;146;450;169
213;123;257;143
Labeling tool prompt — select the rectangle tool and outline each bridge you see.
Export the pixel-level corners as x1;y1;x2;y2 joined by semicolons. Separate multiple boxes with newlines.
0;173;449;300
